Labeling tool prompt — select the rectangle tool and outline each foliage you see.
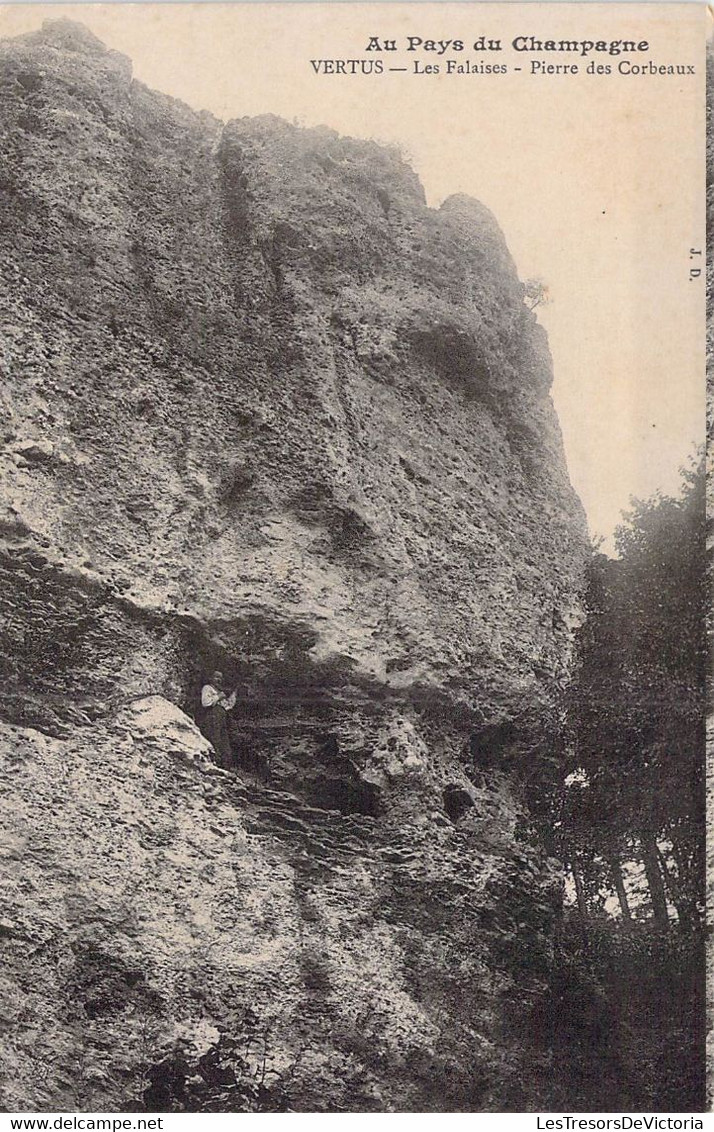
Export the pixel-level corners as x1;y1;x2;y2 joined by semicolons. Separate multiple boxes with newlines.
529;912;705;1111
526;458;708;1111
564;455;706;927
142;1009;302;1113
524;277;551;311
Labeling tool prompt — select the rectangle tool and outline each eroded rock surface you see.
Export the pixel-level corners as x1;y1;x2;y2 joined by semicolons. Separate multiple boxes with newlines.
0;20;587;1111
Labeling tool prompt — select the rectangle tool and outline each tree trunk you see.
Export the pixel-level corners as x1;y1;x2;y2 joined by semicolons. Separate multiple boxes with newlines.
670;836;689;877
641;835;669;928
608;854;632;921
656;845;698;932
571;856;589;920
570;856;589;946
668;836;703;930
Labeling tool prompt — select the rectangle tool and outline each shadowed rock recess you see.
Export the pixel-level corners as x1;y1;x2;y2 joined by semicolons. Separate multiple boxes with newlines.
0;20;589;1113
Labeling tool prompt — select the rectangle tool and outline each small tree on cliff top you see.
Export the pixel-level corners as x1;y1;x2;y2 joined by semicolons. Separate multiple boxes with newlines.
524;277;551;311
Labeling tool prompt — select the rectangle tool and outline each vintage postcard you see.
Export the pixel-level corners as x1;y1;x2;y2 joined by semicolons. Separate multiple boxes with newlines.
0;1;706;1116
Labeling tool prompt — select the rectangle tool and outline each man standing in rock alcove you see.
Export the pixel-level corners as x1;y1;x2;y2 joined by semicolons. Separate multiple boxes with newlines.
200;670;237;769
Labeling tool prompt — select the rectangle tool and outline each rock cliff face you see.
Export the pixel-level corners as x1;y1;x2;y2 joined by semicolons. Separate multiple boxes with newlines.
0;20;588;1112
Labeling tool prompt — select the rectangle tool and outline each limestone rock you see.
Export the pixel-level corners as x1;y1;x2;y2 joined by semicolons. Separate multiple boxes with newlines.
0;19;588;1111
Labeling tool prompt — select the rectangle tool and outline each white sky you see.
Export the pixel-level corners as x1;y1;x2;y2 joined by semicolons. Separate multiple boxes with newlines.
0;2;705;548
